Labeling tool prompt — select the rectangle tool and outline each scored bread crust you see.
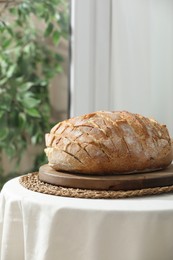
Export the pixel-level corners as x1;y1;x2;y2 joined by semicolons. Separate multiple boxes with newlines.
44;111;173;174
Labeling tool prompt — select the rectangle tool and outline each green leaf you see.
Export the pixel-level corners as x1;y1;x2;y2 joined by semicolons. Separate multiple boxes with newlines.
20;3;30;12
0;59;8;70
55;64;63;73
42;12;50;22
23;44;31;54
0;111;5;118
9;7;18;15
45;3;55;16
22;97;40;108
44;23;54;37
2;39;11;49
18;112;26;128
52;30;60;45
39;80;47;87
25;108;41;118
31;133;41;144
16;77;24;83
0;128;8;141
4;144;16;158
0;102;10;111
55;13;60;22
18;92;34;100
0;78;8;85
18;82;34;92
55;53;63;62
6;65;16;78
15;19;23;27
0;21;6;32
6;26;14;36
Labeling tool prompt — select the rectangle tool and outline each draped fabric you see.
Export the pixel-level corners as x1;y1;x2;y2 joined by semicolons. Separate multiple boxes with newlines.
71;0;173;135
1;178;173;260
110;0;173;135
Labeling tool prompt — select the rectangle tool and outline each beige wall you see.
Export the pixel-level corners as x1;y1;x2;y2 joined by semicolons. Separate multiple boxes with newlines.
49;38;69;122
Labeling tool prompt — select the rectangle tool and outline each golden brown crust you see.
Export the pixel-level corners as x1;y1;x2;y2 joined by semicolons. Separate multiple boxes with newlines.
45;111;173;174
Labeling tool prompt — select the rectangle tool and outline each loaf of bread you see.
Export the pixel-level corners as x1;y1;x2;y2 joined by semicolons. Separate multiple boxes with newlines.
44;111;173;174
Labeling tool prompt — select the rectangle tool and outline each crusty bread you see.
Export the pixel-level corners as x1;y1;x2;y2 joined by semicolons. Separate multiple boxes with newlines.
44;111;173;174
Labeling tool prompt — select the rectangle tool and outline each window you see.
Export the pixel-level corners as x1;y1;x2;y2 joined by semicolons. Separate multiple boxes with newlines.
70;0;173;136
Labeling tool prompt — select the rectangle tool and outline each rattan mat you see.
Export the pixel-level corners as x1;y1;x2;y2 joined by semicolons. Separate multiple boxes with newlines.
19;172;173;199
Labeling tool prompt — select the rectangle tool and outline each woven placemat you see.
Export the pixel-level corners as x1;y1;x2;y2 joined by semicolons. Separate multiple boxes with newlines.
19;172;173;199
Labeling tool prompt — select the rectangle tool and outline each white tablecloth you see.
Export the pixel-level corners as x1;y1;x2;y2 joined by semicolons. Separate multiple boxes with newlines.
1;177;173;260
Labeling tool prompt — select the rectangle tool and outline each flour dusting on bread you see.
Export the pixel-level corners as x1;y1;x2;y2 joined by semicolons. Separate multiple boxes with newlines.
45;111;173;174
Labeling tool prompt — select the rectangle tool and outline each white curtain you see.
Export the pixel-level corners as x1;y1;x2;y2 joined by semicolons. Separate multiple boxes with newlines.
110;0;173;135
71;0;173;135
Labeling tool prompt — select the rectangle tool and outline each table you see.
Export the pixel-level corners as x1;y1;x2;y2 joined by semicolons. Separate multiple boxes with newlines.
1;177;173;260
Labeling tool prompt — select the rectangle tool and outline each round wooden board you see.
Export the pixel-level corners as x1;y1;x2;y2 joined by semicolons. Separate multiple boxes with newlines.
39;164;173;191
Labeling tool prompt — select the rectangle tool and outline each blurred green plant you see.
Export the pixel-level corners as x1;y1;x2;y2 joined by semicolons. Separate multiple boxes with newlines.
0;0;69;185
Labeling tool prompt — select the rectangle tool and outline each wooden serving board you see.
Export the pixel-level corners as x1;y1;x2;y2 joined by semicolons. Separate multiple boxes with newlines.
39;164;173;191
